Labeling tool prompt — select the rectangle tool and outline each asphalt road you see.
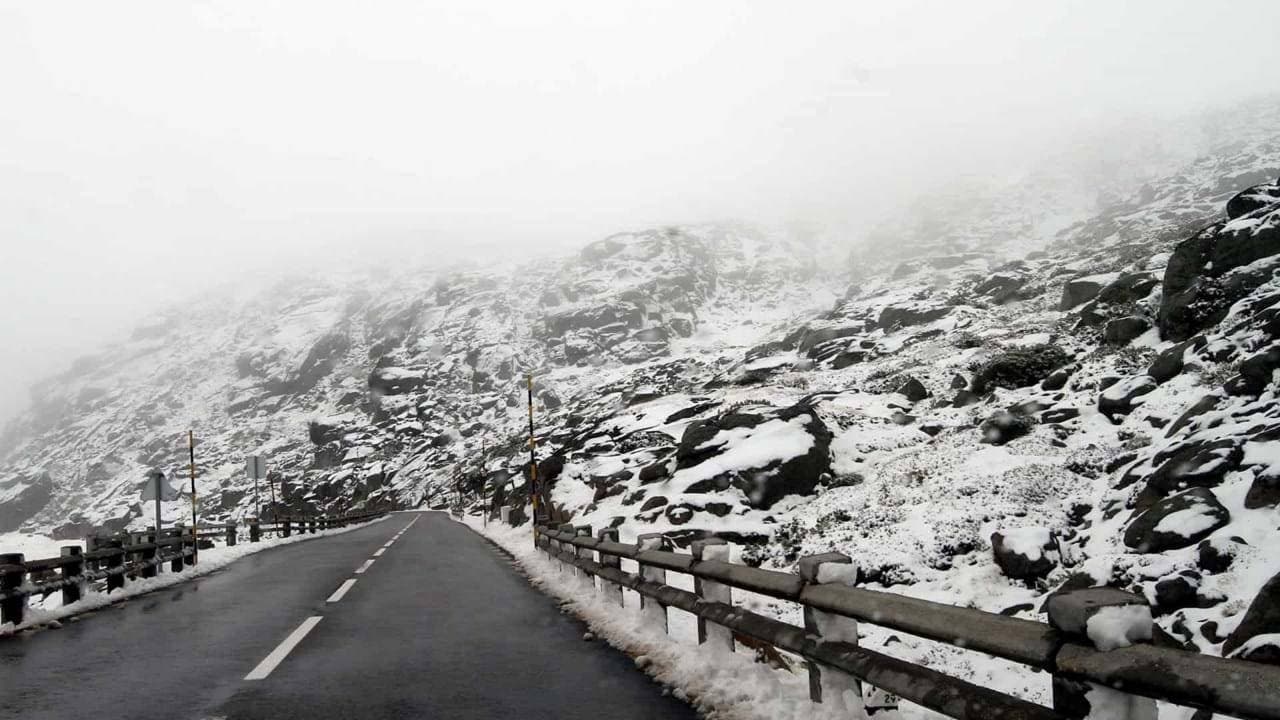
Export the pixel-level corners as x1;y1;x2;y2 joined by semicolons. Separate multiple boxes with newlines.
0;512;698;720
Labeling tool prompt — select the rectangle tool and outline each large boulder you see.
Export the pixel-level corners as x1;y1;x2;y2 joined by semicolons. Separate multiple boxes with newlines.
1224;571;1280;664
674;401;832;510
368;367;425;396
896;376;931;402
973;274;1025;304
1077;273;1160;327
1226;181;1280;220
308;416;350;445
877;301;951;330
991;527;1059;587
1123;488;1230;553
1147;337;1205;383
1098;375;1157;421
1060;274;1112;310
1224;344;1280;397
1103;316;1152;345
1135;437;1243;510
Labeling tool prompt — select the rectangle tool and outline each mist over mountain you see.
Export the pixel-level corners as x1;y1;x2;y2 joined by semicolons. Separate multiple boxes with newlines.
6;93;1280;695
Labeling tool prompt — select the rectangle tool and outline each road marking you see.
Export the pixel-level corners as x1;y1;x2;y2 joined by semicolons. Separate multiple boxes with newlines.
373;548;385;557
382;541;394;548
245;616;323;680
355;559;375;574
327;579;357;603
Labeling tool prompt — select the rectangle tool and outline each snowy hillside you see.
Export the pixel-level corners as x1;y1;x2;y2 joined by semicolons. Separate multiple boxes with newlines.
4;96;1280;710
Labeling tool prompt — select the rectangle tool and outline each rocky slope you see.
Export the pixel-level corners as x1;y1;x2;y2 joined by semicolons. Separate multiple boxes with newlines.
5;97;1280;708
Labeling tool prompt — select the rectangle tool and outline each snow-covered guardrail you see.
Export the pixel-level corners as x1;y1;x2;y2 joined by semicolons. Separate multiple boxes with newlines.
535;524;1280;720
0;510;389;628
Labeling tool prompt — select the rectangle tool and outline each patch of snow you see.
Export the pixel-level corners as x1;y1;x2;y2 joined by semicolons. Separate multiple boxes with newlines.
1153;506;1220;538
1086;604;1153;652
1000;527;1052;562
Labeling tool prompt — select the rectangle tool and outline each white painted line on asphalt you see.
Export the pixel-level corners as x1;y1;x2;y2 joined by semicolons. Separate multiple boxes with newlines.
245;616;323;680
373;548;385;557
382;541;394;548
355;559;375;574
327;579;357;603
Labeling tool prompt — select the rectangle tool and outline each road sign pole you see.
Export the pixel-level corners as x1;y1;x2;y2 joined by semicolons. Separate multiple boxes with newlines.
253;457;258;518
188;431;198;564
267;471;279;523
527;375;538;534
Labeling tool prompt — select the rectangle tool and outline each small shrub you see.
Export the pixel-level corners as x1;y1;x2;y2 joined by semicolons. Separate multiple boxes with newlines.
973;344;1072;393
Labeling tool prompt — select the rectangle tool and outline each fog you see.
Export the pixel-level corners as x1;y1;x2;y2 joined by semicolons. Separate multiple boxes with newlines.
2;0;1279;423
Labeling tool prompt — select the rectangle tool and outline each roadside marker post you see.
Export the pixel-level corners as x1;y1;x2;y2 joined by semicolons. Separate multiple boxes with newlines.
187;431;198;565
526;374;538;535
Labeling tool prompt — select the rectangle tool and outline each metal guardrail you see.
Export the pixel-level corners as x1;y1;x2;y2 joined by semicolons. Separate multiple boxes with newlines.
0;510;389;628
535;524;1280;720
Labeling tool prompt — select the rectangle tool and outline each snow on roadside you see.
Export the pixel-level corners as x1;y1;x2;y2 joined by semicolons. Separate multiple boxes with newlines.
0;515;390;637
0;532;82;560
461;515;912;720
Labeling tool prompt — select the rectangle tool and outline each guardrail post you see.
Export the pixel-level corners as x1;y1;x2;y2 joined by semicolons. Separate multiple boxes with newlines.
1047;588;1157;719
249;517;260;543
166;529;184;572
636;533;671;635
140;527;158;578
573;525;593;591
283;518;292;538
105;540;125;592
596;528;623;607
183;527;196;567
0;553;26;626
60;546;84;605
556;523;575;573
226;522;237;546
799;552;865;713
691;538;734;654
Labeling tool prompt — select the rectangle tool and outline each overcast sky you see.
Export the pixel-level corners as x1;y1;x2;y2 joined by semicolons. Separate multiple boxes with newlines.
2;1;1279;422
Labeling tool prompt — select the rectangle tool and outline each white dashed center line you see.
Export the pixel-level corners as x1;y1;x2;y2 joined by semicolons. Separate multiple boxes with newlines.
373;548;385;557
245;616;323;680
355;559;375;574
326;579;357;603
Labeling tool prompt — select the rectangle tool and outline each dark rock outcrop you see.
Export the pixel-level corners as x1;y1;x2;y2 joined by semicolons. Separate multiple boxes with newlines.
0;472;53;533
1224;571;1280;663
1124;488;1230;553
1158;183;1280;341
674;401;832;510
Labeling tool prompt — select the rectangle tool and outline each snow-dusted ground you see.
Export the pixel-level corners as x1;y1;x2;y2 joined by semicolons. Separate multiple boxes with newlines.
0;516;388;637
0;531;81;561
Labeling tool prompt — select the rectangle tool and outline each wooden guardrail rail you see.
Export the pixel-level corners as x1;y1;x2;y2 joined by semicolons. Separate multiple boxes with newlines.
535;524;1280;720
0;510;389;628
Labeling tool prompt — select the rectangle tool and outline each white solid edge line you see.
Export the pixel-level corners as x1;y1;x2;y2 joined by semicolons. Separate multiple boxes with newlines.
326;579;357;603
373;548;385;557
355;559;375;574
244;616;323;680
